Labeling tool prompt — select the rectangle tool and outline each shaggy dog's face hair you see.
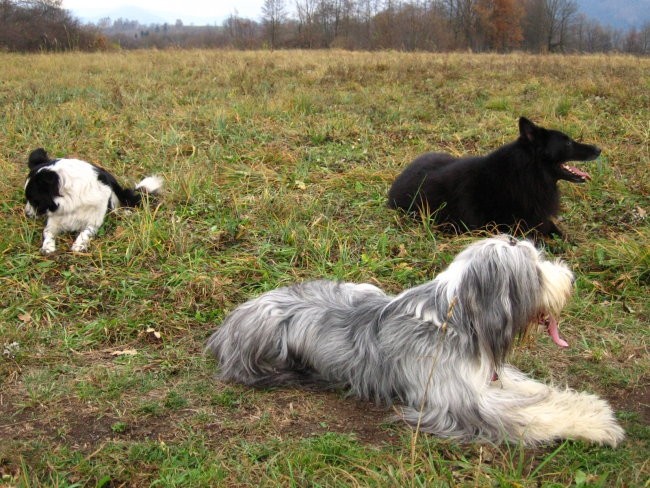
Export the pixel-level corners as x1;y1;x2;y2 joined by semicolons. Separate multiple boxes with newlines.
208;236;624;446
24;148;162;254
387;117;602;238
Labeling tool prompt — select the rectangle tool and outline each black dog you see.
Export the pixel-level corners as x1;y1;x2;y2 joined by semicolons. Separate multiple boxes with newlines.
387;117;601;237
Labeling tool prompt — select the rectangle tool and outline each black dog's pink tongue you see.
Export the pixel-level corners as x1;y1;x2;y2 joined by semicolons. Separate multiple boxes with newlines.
544;315;569;348
564;164;592;181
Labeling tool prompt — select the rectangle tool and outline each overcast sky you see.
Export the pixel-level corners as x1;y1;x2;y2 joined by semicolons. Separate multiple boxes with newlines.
63;0;271;24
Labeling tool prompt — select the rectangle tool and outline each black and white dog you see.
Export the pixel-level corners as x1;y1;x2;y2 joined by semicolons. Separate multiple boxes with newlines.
24;148;162;254
208;236;624;446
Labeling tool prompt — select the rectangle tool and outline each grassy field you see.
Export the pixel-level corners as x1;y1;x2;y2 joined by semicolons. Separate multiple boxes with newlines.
0;49;648;487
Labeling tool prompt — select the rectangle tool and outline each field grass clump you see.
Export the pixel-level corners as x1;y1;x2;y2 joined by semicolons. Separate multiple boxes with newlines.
0;50;648;486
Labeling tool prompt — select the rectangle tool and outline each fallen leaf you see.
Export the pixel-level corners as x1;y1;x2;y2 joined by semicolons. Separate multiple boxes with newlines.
18;313;31;324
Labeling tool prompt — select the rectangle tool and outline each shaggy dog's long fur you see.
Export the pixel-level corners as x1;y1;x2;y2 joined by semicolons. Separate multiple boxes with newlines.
24;148;162;254
207;236;624;446
387;117;601;238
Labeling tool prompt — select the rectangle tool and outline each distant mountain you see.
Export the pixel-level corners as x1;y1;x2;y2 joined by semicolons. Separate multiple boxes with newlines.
69;5;224;26
576;0;650;29
70;5;169;25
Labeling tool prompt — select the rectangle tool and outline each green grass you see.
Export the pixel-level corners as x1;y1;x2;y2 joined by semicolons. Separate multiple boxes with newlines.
0;50;648;486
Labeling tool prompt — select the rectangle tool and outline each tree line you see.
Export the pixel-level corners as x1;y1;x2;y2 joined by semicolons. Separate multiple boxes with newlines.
1;0;649;54
262;0;649;53
0;0;98;51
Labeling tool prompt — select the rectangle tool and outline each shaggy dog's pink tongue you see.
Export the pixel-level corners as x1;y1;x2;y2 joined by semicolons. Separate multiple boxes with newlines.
541;314;569;348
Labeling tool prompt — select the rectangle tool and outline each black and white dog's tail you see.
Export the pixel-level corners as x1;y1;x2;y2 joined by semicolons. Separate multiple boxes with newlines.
106;173;164;208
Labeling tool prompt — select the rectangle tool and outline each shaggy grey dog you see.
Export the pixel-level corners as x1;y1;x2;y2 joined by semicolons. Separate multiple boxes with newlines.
207;236;624;446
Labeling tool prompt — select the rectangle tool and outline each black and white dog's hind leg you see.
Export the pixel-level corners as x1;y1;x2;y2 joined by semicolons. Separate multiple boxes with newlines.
65;175;162;253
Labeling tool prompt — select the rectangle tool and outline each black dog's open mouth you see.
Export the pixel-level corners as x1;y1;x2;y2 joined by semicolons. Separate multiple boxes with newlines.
560;163;591;183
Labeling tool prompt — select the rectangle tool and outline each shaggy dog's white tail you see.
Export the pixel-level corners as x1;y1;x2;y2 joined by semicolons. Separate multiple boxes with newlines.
484;366;624;446
398;364;624;446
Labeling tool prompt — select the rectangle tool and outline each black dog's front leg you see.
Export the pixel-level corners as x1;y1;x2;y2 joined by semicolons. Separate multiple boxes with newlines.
543;220;564;239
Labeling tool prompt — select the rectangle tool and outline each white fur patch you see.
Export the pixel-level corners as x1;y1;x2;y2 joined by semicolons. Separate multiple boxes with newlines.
538;259;574;315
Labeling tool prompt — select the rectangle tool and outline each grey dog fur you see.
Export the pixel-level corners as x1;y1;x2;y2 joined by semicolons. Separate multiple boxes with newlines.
207;236;623;446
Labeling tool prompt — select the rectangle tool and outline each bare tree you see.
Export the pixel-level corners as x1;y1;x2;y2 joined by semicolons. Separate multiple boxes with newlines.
262;0;287;48
640;21;650;54
33;0;642;53
441;0;479;49
295;0;318;47
224;13;261;49
353;0;380;48
542;0;577;52
373;0;400;48
16;0;62;7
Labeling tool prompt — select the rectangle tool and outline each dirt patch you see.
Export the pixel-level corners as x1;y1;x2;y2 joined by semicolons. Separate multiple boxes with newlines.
202;388;399;447
250;389;395;444
1;399;115;449
1;386;397;456
611;381;650;425
279;391;398;444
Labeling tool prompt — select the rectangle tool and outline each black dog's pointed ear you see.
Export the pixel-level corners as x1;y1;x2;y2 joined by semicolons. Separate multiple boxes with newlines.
28;148;49;169
518;117;537;143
